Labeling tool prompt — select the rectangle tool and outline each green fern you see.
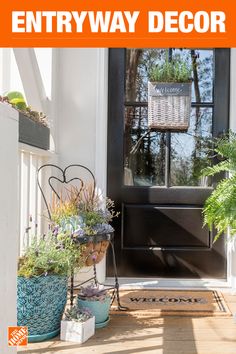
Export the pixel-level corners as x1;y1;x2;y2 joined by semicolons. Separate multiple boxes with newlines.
201;160;231;177
202;130;236;241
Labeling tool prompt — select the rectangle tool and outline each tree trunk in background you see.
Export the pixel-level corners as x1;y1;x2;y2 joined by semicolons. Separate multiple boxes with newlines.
191;49;201;183
125;49;142;170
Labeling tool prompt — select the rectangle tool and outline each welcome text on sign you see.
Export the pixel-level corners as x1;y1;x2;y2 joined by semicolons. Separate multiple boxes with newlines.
12;11;226;33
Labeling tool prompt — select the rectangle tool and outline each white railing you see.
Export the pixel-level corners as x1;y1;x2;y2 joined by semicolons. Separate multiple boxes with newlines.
18;142;54;255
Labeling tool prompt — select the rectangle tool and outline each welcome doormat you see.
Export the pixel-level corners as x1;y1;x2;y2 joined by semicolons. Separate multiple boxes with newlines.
111;289;231;317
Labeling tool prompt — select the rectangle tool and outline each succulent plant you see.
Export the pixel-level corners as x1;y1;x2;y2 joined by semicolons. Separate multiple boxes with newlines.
64;305;93;322
78;284;110;301
0;91;48;127
50;185;118;239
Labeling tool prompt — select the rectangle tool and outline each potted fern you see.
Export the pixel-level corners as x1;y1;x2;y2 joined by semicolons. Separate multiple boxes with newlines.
201;131;236;241
61;306;95;343
148;51;192;131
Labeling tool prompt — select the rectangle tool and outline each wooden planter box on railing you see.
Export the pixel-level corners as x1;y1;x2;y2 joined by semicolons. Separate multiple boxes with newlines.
19;112;50;150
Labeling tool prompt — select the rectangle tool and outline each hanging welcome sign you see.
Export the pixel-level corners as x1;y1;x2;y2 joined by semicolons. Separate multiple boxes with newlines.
148;82;192;131
149;82;191;97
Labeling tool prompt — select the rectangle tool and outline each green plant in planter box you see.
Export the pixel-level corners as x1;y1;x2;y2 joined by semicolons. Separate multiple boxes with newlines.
5;91;27;110
0;91;48;127
63;306;93;323
61;305;95;343
148;51;192;83
201;130;236;241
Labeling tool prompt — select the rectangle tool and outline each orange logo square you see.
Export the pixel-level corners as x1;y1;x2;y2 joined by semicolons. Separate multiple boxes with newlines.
8;326;28;346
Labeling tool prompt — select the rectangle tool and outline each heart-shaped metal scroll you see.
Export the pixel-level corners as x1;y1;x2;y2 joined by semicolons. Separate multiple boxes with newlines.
37;164;96;220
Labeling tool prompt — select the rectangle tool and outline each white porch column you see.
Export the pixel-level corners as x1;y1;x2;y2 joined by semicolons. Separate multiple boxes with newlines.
53;48;108;282
228;48;236;291
0;104;18;353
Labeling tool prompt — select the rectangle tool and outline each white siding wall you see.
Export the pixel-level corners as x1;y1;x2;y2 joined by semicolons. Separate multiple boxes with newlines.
18;144;54;255
0;103;18;354
55;49;99;170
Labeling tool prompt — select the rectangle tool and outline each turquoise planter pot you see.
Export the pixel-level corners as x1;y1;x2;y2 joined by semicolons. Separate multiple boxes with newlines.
17;275;68;342
77;295;110;328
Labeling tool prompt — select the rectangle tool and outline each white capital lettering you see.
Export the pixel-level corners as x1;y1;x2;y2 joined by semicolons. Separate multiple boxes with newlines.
211;11;226;32
179;11;193;33
72;11;87;32
88;11;111;32
124;11;140;33
42;11;56;32
148;12;164;32
26;12;42;33
57;11;72;33
165;11;178;32
194;11;209;33
110;12;126;32
12;11;25;32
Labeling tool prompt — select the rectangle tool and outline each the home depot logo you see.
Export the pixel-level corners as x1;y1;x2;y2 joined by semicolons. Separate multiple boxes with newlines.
8;326;28;346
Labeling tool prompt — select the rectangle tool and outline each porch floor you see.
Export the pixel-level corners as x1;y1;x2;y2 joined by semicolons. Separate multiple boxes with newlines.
18;292;236;354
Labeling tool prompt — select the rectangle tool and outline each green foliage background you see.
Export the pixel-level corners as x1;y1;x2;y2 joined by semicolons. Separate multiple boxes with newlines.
202;131;236;241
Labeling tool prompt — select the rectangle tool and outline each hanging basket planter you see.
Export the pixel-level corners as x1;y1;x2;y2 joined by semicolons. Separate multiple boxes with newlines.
78;233;113;267
148;82;192;131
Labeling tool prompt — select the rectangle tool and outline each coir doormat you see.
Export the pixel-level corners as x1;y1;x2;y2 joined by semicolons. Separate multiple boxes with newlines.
111;289;231;317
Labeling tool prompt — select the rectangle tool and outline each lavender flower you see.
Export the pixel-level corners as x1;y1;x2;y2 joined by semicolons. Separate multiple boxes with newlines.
53;226;59;236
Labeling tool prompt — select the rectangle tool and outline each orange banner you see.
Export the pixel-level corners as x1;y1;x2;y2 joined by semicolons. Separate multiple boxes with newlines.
0;0;235;47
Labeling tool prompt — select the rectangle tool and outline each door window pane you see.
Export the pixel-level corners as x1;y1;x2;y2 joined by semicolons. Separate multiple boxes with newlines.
125;49;166;102
170;108;213;186
189;49;213;103
124;48;214;187
125;49;213;103
124;106;166;186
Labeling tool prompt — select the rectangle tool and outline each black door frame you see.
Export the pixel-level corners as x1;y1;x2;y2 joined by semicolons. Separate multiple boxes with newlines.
107;48;230;278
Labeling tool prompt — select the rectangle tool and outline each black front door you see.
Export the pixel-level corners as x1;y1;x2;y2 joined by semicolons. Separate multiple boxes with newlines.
107;48;230;278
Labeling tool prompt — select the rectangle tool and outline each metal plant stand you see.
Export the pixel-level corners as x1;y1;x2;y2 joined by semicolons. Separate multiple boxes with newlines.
37;164;127;311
